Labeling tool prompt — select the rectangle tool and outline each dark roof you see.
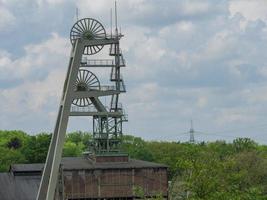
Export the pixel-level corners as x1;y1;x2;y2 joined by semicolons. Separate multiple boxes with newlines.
10;157;167;173
0;173;40;200
0;157;167;200
61;157;168;170
10;163;43;173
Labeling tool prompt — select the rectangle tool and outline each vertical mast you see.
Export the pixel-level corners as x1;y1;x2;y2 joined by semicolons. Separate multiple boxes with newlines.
115;1;118;37
76;7;79;21
37;16;128;199
110;8;113;38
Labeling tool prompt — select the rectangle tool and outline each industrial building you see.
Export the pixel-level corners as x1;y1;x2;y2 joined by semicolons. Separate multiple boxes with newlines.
1;7;169;199
0;155;168;199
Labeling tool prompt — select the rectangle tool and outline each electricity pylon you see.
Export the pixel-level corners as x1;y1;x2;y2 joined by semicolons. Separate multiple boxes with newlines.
189;120;195;143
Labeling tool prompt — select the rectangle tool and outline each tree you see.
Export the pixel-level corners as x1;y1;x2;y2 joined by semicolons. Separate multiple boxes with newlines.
7;137;22;149
122;135;154;161
0;147;26;172
233;138;257;152
22;133;51;163
1;130;267;199
63;141;84;157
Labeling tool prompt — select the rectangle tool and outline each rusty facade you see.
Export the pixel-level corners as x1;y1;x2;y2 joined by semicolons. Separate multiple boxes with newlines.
0;156;168;200
63;167;168;199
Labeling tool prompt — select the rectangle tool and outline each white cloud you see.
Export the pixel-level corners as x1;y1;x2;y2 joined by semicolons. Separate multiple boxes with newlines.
229;0;267;29
0;50;12;72
1;69;64;112
1;0;267;142
0;33;69;131
229;0;267;22
193;31;236;63
35;0;65;6
0;33;69;80
197;96;208;108
215;107;257;125
182;1;211;15
76;0;113;18
159;21;195;37
257;66;267;78
0;5;15;30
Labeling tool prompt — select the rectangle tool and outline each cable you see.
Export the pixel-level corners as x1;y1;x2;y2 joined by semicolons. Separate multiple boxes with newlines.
172;122;267;142
200;123;267;135
165;132;189;137
194;131;237;138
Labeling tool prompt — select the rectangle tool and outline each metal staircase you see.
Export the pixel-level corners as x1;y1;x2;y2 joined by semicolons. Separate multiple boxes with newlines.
36;17;128;200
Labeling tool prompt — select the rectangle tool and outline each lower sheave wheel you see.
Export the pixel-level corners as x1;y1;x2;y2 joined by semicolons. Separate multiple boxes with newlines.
72;70;100;107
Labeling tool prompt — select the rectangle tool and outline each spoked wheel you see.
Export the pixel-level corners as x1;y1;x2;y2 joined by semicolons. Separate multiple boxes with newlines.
70;18;106;55
73;69;100;107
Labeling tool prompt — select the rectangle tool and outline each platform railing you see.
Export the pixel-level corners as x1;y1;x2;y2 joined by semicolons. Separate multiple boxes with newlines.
99;85;116;91
120;80;126;92
75;85;121;92
122;113;128;121
71;104;125;114
81;57;125;67
81;58;114;66
86;85;116;91
105;33;124;40
110;102;123;111
70;105;97;113
109;44;123;56
110;68;123;80
119;55;126;66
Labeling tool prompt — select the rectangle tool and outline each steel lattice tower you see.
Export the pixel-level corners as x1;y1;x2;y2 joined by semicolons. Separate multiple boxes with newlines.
36;17;127;200
189;120;195;143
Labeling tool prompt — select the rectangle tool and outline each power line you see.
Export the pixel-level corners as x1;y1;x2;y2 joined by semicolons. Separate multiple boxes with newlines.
201;123;267;135
173;122;267;142
194;131;236;138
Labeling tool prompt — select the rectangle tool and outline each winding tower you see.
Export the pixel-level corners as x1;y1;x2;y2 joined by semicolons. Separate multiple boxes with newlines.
36;17;127;200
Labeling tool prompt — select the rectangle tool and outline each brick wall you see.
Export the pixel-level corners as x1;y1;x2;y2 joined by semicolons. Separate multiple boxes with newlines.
63;167;168;199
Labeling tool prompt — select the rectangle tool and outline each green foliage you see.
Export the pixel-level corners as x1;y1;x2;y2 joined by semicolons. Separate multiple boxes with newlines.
0;130;29;171
0;130;267;199
63;131;90;156
7;137;22;149
0;147;26;171
122;135;154;161
0;130;29;148
233;138;257;152
0;130;90;171
22;133;52;163
168;142;267;200
133;185;164;200
133;185;145;198
63;141;85;157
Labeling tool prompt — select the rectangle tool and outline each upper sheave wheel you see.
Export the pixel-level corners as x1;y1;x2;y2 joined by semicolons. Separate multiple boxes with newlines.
70;18;106;55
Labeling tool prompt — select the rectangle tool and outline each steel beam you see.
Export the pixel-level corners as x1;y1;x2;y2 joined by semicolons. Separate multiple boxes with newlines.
36;39;84;200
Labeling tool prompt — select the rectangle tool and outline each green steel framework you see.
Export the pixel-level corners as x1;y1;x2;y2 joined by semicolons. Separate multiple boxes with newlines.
36;17;127;200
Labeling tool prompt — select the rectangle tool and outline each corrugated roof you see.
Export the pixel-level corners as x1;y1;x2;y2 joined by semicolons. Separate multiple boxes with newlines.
10;157;167;173
61;157;168;170
1;157;167;200
10;163;43;173
0;173;40;200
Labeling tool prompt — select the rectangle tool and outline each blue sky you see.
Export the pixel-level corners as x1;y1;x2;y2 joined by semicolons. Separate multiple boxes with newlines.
1;0;267;143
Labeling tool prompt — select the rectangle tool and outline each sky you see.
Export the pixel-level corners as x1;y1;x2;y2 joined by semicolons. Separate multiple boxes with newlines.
1;0;267;143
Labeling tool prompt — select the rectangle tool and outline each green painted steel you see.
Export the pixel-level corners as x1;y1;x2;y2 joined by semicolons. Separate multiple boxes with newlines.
36;18;128;200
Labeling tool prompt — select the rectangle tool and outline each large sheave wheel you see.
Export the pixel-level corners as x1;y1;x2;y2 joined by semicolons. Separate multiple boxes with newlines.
70;18;106;55
73;69;100;107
